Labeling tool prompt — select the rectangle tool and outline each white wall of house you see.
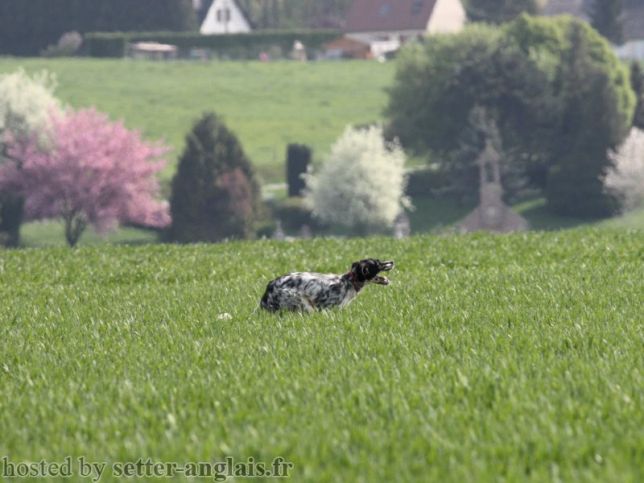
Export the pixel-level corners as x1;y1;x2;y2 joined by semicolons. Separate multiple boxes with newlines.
426;0;466;34
200;0;251;35
615;40;644;61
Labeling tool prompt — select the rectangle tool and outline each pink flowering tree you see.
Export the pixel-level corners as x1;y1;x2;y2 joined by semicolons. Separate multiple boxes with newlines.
0;108;170;246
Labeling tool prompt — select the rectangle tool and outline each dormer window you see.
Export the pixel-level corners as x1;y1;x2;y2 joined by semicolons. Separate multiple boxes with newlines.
216;8;231;22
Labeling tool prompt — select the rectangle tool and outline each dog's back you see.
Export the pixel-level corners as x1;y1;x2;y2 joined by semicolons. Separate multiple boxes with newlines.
261;272;350;312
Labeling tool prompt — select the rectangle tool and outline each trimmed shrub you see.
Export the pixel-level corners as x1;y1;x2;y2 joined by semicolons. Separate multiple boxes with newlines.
0;195;23;248
274;197;315;232
286;144;311;197
169;113;260;243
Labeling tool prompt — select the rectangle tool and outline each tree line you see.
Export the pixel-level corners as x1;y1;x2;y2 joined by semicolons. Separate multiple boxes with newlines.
465;0;626;45
0;0;353;56
387;14;636;217
0;0;196;55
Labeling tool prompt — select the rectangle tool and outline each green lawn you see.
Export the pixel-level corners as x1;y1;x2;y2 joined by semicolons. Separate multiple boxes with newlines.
1;231;642;482
20;220;159;247
599;206;644;229
17;197;644;248
0;58;394;182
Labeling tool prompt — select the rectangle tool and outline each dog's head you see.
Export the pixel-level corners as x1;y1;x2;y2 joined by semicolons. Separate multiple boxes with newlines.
350;259;394;285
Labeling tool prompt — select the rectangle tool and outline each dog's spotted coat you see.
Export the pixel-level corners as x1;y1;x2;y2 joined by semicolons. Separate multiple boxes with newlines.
260;259;394;312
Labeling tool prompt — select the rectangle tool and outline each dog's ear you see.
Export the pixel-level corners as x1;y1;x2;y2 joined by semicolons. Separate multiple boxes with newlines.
351;261;367;282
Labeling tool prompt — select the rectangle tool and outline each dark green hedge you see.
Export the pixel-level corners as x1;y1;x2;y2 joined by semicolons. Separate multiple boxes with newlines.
405;167;451;198
84;30;340;58
286;143;311;197
274;197;316;232
0;0;196;56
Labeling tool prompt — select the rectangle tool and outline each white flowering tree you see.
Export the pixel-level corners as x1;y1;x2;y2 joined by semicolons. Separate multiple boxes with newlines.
0;69;61;246
305;126;410;233
0;69;60;137
605;128;644;212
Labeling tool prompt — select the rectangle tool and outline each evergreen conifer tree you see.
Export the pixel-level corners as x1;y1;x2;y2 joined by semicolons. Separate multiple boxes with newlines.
169;113;260;243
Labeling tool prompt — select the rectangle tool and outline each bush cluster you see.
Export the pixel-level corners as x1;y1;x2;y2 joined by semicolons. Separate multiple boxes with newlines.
84;30;340;58
274;197;315;232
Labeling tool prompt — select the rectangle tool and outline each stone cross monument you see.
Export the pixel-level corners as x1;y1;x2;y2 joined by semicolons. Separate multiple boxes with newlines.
459;139;528;233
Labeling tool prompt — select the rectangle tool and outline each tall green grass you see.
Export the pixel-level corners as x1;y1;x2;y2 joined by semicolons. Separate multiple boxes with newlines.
1;231;642;482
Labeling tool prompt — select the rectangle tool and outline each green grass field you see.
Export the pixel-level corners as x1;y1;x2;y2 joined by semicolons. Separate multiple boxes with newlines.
17;197;644;248
1;231;642;482
0;58;394;182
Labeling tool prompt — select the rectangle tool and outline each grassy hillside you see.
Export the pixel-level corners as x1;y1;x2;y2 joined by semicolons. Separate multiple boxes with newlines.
0;58;394;182
1;231;642;482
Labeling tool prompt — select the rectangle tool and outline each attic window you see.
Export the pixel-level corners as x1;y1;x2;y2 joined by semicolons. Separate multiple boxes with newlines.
379;4;392;17
216;8;231;22
411;0;424;15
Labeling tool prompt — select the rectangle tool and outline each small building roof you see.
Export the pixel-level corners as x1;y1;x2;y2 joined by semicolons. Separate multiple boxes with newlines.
345;0;439;33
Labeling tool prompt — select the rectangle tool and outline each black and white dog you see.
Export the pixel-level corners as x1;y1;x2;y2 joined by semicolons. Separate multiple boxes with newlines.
260;259;394;312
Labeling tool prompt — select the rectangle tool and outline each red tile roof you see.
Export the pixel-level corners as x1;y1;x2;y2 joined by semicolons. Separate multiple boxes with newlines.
345;0;439;33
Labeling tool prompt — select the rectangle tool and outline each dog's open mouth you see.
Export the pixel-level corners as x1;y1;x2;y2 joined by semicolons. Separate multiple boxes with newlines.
371;275;390;285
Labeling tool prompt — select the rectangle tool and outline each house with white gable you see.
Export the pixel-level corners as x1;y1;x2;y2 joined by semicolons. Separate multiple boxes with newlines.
199;0;252;35
345;0;466;56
